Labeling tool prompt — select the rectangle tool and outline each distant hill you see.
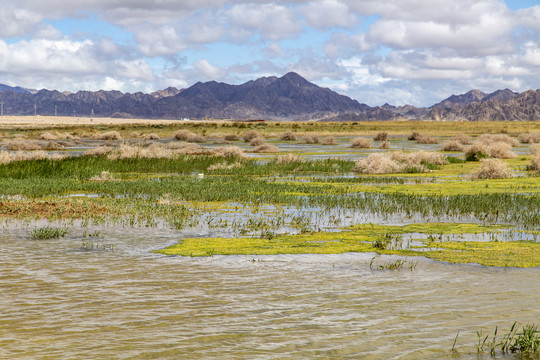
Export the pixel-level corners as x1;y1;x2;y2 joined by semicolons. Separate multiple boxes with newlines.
0;76;538;121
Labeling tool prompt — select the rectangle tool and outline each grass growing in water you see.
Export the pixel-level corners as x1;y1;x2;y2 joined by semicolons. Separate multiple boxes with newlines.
30;226;69;239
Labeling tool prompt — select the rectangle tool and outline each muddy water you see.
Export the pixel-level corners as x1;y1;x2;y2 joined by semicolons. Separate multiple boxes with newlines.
1;224;539;359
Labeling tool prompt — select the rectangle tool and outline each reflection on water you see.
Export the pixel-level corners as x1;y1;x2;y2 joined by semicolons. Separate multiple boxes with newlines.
1;223;538;359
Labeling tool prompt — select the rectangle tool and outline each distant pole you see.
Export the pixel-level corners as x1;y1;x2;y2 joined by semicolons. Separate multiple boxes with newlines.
55;105;57;117
91;109;94;118
73;110;76;117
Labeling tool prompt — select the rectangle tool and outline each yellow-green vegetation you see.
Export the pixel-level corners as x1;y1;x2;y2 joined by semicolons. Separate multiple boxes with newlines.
2;120;540;268
157;222;540;267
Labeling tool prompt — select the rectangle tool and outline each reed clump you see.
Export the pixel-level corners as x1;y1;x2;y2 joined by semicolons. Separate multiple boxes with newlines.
471;158;511;179
351;137;372;148
279;131;297;141
90;170;116;181
211;146;247;159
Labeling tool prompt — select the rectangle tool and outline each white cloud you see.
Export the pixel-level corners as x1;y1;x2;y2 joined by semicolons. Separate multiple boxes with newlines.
227;3;301;40
192;59;225;81
301;0;357;29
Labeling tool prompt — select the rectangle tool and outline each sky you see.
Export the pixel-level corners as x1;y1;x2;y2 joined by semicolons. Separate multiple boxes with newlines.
0;0;540;106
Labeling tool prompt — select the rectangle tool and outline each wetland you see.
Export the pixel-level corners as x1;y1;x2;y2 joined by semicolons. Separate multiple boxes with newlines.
1;118;539;359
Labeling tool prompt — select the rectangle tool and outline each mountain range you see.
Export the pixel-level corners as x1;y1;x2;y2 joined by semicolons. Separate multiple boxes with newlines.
0;72;538;121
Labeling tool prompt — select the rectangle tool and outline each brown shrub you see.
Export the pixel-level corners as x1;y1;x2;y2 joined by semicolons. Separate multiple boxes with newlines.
415;134;439;144
279;131;297;141
242;130;260;142
351;137;372;148
374;132;389;141
379;140;390;149
320;136;336;145
253;144;279;153
249;137;265;146
486;142;516;159
477;134;519;147
354;154;401;174
224;134;239;141
531;155;540;171
407;131;421;141
441;140;465;152
471;158;511;179
303;134;319;144
173;130;205;143
450;133;472;145
144;133;160;140
518;132;540;144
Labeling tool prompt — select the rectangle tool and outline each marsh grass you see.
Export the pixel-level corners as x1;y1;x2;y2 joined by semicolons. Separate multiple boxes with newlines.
351;137;372;148
30;226;69;239
471;322;539;357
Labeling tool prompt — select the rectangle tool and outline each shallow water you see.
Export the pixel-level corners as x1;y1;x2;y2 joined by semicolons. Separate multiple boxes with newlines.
1;223;538;359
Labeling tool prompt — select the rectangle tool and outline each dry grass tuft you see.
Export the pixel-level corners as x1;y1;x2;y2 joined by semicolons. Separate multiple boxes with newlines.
276;153;301;164
450;133;472;145
253;144;279;153
39;131;79;140
94;131;122;141
173;130;205;143
279;131;297;141
354;154;401;174
207;162;244;171
518;132;540;144
320;136;336;145
250;137;265;146
351;137;372;148
471;158;512;179
211;146;247;159
465;141;516;160
144;133;160;140
2;139;42;151
407;131;421;141
379;140;390;149
0;150;57;164
224;134;240;141
441;140;465;152
242;130;260;142
477;134;519;147
85;146;114;156
374;132;389;141
415;134;439;144
303;134;319;144
354;151;447;174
